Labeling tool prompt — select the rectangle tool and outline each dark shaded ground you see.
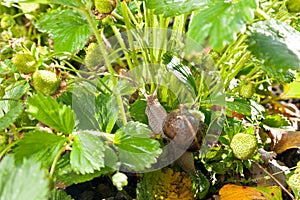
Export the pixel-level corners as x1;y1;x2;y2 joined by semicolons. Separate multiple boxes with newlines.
66;174;138;200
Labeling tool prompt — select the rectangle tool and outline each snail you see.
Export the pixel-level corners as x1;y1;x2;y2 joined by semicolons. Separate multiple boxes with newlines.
144;89;207;175
162;105;207;175
163;105;207;152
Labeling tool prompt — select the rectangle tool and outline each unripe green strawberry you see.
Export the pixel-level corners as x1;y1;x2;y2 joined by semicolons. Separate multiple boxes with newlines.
94;0;117;14
0;14;15;29
11;25;27;38
286;0;300;13
239;83;255;99
230;133;258;160
12;52;38;73
288;173;300;190
32;70;60;95
85;43;102;68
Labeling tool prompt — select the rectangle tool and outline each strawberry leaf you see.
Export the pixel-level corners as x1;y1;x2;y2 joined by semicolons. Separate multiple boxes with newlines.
49;190;74;200
0;81;29;131
56;146;117;186
114;122;162;172
187;0;257;51
3;0;49;3
96;94;119;133
55;154;105;186
0;102;23;131
14;131;67;167
281;75;300;99
163;52;197;95
143;0;207;17
0;155;49;200
35;9;92;53
51;0;88;7
262;114;291;129
4;0;87;7
71;84;100;130
247;20;300;76
70;131;106;174
27;94;75;134
224;96;264;120
129;99;148;124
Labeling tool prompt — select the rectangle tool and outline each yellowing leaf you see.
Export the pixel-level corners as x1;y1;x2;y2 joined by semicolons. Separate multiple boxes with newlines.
219;184;282;200
270;130;300;154
281;76;300;99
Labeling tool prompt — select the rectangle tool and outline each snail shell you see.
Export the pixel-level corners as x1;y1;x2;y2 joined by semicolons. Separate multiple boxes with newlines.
163;106;206;152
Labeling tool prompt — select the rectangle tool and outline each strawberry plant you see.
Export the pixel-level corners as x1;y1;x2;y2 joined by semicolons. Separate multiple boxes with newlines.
0;0;300;199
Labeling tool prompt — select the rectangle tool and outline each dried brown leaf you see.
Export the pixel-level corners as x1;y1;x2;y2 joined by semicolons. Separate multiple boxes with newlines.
271;130;300;154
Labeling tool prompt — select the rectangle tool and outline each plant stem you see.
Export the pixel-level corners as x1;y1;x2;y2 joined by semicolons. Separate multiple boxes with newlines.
255;7;271;20
224;51;252;89
0;98;23;102
76;1;127;125
111;25;134;70
242;65;262;82
123;1;139;28
255;162;295;200
0;141;18;159
218;34;248;74
49;146;66;177
121;1;139;66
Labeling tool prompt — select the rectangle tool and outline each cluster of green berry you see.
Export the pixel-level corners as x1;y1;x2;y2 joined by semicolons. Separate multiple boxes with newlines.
11;52;60;96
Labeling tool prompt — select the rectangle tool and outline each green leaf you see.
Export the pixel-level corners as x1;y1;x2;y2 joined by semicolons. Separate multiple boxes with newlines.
96;94;119;133
0;81;29;131
143;0;207;17
191;171;210;199
281;75;300;99
224;96;264;119
225;97;251;115
162;52;197;95
14;130;67;167
51;0;87;7
3;0;87;6
0;155;49;200
0;102;23;131
262;114;291;129
35;9;92;53
247;20;300;73
55;152;114;186
27;94;75;134
49;189;74;200
71;83;100;130
114;122;162;171
187;0;257;50
129;99;148;124
3;0;49;3
70;131;106;174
